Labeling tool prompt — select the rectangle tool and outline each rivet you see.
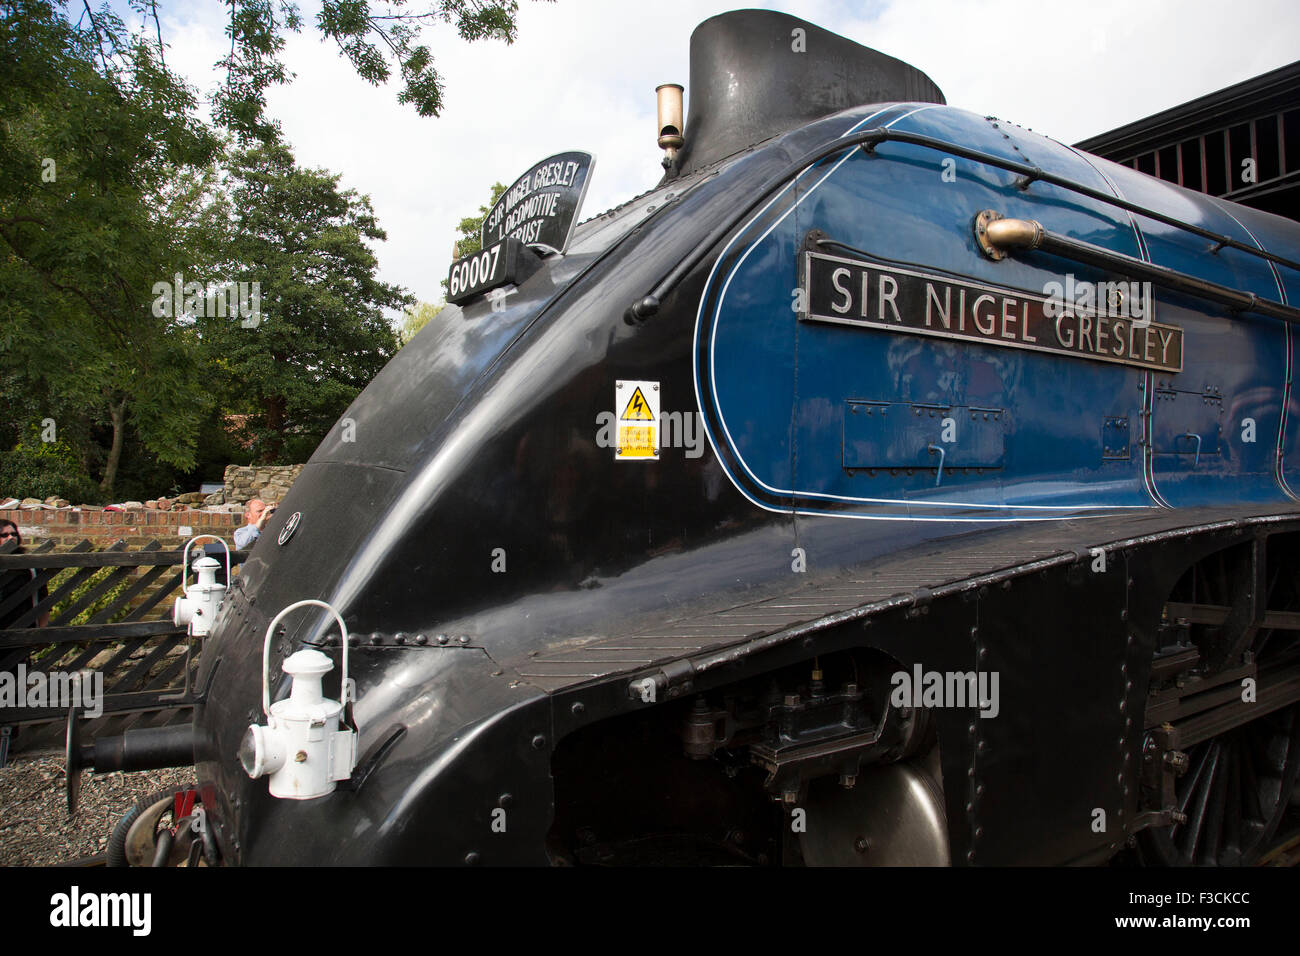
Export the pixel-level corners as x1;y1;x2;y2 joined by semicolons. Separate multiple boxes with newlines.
437;634;448;645
415;634;428;645
464;851;480;866
459;635;470;645
499;793;514;808
571;701;586;716
531;734;546;750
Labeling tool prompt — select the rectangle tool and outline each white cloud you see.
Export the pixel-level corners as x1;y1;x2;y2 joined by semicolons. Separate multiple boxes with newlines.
157;0;1300;308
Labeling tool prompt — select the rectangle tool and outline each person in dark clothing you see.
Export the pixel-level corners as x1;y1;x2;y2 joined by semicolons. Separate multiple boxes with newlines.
0;520;49;629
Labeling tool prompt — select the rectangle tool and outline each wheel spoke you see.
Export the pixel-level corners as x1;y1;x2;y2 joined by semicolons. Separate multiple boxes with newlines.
1180;741;1221;862
1200;742;1229;864
1238;730;1264;827
1142;540;1300;867
1221;738;1242;865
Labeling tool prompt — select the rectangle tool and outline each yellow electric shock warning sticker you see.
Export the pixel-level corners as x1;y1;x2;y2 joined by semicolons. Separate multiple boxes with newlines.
615;380;659;461
621;387;654;421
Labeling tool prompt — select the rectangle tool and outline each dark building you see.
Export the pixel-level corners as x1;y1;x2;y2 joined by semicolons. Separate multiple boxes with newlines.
1076;61;1300;222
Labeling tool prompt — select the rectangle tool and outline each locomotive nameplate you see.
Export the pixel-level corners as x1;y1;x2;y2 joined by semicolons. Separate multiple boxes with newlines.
481;150;595;254
802;251;1183;374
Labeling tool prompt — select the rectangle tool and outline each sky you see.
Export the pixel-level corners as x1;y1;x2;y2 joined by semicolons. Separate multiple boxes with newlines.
146;0;1300;311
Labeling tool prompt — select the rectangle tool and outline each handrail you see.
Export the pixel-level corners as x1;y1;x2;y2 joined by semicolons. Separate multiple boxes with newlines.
977;212;1300;324
625;126;1300;323
861;129;1300;272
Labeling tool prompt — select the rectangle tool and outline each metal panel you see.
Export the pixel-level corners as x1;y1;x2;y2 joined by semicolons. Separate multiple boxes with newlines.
843;402;1005;470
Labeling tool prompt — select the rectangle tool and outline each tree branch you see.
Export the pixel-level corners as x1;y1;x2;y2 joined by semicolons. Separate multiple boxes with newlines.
150;0;166;68
82;0;110;73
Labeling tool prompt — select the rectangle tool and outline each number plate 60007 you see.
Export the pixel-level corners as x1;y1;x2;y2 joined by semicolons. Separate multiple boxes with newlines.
447;237;530;305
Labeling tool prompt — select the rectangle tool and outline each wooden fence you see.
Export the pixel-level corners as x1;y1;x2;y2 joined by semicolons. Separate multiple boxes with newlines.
0;537;248;758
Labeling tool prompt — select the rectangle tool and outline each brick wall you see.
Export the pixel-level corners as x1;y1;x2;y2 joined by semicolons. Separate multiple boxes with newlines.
2;507;243;551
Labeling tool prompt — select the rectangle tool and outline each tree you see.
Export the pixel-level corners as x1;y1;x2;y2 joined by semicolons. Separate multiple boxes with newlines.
440;180;505;294
1;1;522;499
215;1;538;143
399;300;445;344
199;140;410;462
453;181;506;259
0;0;226;496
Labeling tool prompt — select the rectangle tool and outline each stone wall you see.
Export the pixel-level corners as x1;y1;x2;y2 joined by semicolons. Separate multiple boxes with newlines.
223;464;304;505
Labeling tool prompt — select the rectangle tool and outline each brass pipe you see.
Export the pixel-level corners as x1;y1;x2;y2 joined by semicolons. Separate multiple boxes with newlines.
984;216;1043;250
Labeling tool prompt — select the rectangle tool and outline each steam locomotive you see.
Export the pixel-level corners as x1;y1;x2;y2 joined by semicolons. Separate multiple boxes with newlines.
75;9;1300;866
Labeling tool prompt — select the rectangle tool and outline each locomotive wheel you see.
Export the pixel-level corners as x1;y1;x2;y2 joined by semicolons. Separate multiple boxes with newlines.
1141;705;1300;865
106;789;199;867
1140;537;1300;865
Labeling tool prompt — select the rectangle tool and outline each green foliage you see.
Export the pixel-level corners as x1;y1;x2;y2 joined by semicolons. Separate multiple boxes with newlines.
0;0;226;496
399;300;445;344
0;435;101;502
317;2;524;119
454;181;507;259
1;1;528;497
211;0;536;142
439;180;505;294
47;566;133;626
197;140;410;462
